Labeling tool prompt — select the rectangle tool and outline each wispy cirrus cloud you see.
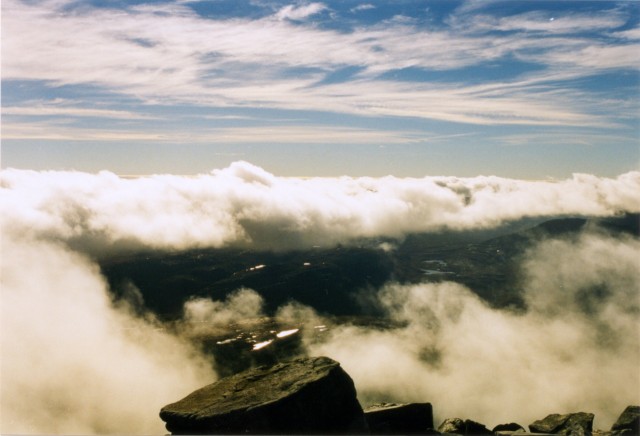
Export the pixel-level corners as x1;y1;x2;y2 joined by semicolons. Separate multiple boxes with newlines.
350;4;375;13
2;103;158;120
495;131;638;148
2;0;637;129
453;10;629;34
1;121;426;144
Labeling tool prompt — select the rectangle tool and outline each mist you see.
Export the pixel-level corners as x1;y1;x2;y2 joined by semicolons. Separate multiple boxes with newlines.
0;231;218;433
1;162;639;434
306;233;640;429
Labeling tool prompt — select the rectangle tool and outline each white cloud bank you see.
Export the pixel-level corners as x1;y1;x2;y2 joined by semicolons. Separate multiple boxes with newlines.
1;161;638;253
1;162;639;433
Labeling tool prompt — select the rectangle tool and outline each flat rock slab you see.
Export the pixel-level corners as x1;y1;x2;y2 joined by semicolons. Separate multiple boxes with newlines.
365;402;434;434
160;356;366;434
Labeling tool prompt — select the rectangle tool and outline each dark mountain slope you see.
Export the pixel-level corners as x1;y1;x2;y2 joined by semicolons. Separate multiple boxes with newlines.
101;213;638;320
102;246;394;319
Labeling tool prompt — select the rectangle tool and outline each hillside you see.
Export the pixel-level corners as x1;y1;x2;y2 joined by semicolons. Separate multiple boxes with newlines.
101;213;638;320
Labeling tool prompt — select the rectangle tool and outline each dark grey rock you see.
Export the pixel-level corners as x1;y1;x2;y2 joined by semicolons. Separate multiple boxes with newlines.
364;402;434;434
611;406;640;434
494;433;543;436
492;422;526;433
494;433;540;436
439;418;465;434
159;356;367;434
529;412;594;435
437;417;491;435
463;419;492;435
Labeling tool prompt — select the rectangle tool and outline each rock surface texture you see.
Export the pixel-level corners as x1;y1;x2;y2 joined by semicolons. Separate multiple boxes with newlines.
159;356;366;434
529;412;594;435
364;402;435;434
611;406;640;434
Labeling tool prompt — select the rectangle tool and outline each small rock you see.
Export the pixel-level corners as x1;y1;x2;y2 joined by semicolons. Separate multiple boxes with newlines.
439;418;464;434
159;356;367;434
492;422;526;433
365;402;434;434
611;406;640;434
529;412;594;435
437;417;491;435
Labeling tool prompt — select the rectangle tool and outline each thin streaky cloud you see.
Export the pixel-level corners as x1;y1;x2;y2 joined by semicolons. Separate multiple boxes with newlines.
351;4;375;13
1;122;426;144
1;123;171;142
2;105;159;120
275;2;327;21
2;0;635;128
495;132;638;147
452;10;628;34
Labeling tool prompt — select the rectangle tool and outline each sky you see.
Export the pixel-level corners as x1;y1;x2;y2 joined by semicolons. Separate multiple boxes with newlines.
2;0;639;178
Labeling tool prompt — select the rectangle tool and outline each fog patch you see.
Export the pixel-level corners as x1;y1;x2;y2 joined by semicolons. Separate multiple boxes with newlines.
0;234;216;434
178;288;266;337
276;301;329;335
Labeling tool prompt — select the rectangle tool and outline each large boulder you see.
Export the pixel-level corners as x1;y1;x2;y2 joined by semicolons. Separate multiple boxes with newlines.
611;406;640;434
159;356;367;434
437;417;492;435
364;402;435;434
529;412;594;435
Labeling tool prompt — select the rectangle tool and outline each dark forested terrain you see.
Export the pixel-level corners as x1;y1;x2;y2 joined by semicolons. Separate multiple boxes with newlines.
101;213;638;320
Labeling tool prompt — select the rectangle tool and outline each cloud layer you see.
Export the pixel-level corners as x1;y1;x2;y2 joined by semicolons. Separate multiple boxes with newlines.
2;162;639;253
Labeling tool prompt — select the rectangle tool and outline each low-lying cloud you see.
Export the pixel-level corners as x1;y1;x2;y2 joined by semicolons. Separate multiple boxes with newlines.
1;162;639;434
180;288;266;338
0;233;216;434
1;161;638;254
307;233;640;429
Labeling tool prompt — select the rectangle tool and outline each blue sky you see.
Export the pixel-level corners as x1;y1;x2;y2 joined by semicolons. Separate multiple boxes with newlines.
2;0;639;177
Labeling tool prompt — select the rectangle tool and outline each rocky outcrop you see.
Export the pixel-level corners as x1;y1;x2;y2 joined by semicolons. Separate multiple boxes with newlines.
364;402;435;434
159;356;367;434
437;417;492;435
529;412;594;435
159;358;638;436
611;406;640;434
